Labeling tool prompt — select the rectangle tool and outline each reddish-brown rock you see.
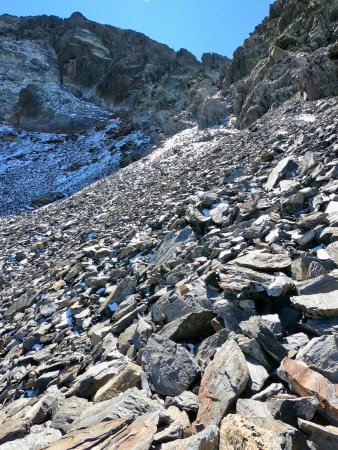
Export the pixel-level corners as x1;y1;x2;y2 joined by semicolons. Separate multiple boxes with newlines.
278;358;338;424
193;339;249;432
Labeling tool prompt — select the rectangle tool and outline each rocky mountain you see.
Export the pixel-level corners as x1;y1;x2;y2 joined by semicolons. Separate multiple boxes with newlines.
0;12;229;213
223;0;338;127
0;0;337;449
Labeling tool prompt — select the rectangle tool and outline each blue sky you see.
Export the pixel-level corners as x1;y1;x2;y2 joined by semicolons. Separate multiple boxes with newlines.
0;0;272;59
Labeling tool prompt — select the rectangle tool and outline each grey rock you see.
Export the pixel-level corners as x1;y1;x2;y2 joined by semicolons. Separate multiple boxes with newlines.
195;329;229;371
210;203;230;225
298;212;328;230
98;276;137;314
0;418;30;445
245;355;270;393
154;279;213;322
282;333;310;355
299;317;338;336
153;420;183;444
239;316;287;362
297;274;338;295
0;425;62;450
252;383;287;401
51;396;90;433
296;335;338;383
235;250;291;271
266;395;319;427
235;335;273;372
327;242;338;265
165;391;198;413
151;227;195;266
158;311;215;342
162;425;219;450
265;156;299;191
298;419;338;450
291;291;338;318
70;388;163;431
236;398;272;419
66;359;127;398
3;292;37;319
111;304;147;334
142;335;199;396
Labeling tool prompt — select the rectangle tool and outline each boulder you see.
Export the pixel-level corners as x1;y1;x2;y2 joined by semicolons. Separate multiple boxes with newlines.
151;227;195;266
296;335;338;383
162;425;219;450
298;418;338;450
93;363;143;402
193;340;249;430
219;414;309;450
142;335;199;396
265;156;299;191
291;291;338;318
235;250;291;271
70;388;164;431
278;357;338;425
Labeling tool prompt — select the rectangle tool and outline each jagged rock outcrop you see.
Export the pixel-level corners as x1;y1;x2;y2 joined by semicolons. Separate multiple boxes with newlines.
0;12;225;134
222;0;338;127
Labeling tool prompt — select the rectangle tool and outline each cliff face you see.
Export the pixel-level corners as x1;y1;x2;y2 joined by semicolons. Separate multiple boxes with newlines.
222;0;338;126
0;12;212;133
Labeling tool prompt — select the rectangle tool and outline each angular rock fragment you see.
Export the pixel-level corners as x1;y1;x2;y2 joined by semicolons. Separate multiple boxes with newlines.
158;311;215;342
70;388;164;431
165;391;198;413
265;156;299;191
219;414;309;450
298;418;338;450
235;250;291;271
266;395;318;427
97;276;137;314
0;425;62;450
0;418;30;445
66;359;128;398
50;396;90;434
93;362;143;402
291;291;338;318
151;227;195;266
245;355;270;393
162;425;219;450
167;405;191;438
239;316;287;362
278;357;338;424
142;335;199;396
195;329;229;370
296;335;338;383
44;418;133;449
297;212;328;230
236;398;272;419
193;339;249;430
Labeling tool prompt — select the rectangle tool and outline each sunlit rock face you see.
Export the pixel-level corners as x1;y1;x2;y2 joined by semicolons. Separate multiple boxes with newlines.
222;0;338;127
0;12;204;133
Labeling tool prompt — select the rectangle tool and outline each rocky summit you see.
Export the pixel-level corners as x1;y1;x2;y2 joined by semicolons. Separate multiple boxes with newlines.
0;0;337;449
